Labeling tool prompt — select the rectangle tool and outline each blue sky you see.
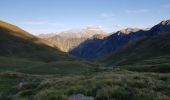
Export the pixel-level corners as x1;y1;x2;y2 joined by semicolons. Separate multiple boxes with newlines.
0;0;170;34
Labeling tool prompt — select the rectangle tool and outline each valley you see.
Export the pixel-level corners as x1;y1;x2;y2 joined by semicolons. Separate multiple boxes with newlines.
0;19;170;100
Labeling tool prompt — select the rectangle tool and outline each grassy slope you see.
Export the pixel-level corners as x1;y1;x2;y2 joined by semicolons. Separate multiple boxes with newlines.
0;20;99;75
100;33;170;72
0;20;72;62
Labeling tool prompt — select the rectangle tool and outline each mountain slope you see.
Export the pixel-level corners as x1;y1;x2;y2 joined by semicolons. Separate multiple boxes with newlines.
69;28;148;59
99;20;170;72
57;26;106;39
40;26;106;52
100;32;170;72
0;20;69;61
45;35;87;52
0;20;99;75
101;32;170;64
101;20;170;64
70;20;170;60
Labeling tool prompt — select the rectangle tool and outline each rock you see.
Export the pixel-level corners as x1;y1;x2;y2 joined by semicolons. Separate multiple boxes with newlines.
69;94;94;100
18;82;24;89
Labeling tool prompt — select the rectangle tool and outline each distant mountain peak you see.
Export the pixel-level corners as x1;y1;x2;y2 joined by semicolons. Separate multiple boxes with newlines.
150;19;170;34
114;28;141;35
92;34;107;39
120;28;141;34
70;19;170;60
159;19;170;26
38;26;107;52
56;27;106;39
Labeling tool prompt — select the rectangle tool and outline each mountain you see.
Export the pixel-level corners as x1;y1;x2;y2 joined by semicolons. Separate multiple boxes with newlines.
70;20;170;60
0;20;71;61
1;20;170;100
101;32;170;64
58;26;106;39
69;28;147;59
97;20;170;72
92;34;107;39
40;26;106;52
149;20;170;34
46;35;87;52
100;32;170;72
118;28;141;34
0;20;99;75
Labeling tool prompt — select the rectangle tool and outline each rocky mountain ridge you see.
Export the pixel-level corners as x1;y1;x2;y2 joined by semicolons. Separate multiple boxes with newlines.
70;19;170;59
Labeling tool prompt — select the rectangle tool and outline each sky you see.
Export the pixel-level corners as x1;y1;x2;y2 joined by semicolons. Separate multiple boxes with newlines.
0;0;170;35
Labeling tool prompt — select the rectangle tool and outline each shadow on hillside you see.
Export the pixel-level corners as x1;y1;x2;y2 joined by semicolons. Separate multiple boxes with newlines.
69;30;149;60
0;26;70;62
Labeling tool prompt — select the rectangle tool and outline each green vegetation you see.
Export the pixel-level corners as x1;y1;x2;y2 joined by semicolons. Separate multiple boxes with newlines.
0;74;41;100
121;56;170;73
0;20;73;62
0;56;98;75
0;20;99;75
100;33;170;73
0;71;170;100
0;20;170;100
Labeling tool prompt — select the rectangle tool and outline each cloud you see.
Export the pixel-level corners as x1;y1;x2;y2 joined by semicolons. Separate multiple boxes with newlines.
100;13;114;18
125;9;150;14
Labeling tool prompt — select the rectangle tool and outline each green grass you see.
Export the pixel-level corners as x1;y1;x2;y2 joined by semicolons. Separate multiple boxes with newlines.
18;61;96;75
0;76;21;94
34;71;170;100
0;73;42;100
99;33;170;73
0;56;98;75
120;56;170;73
1;71;170;100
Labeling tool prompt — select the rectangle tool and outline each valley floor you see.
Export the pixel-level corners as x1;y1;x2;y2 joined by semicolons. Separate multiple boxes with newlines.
0;70;170;100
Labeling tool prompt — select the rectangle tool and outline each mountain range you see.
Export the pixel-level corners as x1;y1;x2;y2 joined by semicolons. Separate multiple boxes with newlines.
0;19;170;71
39;26;107;52
69;20;170;60
101;31;170;68
0;19;170;100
